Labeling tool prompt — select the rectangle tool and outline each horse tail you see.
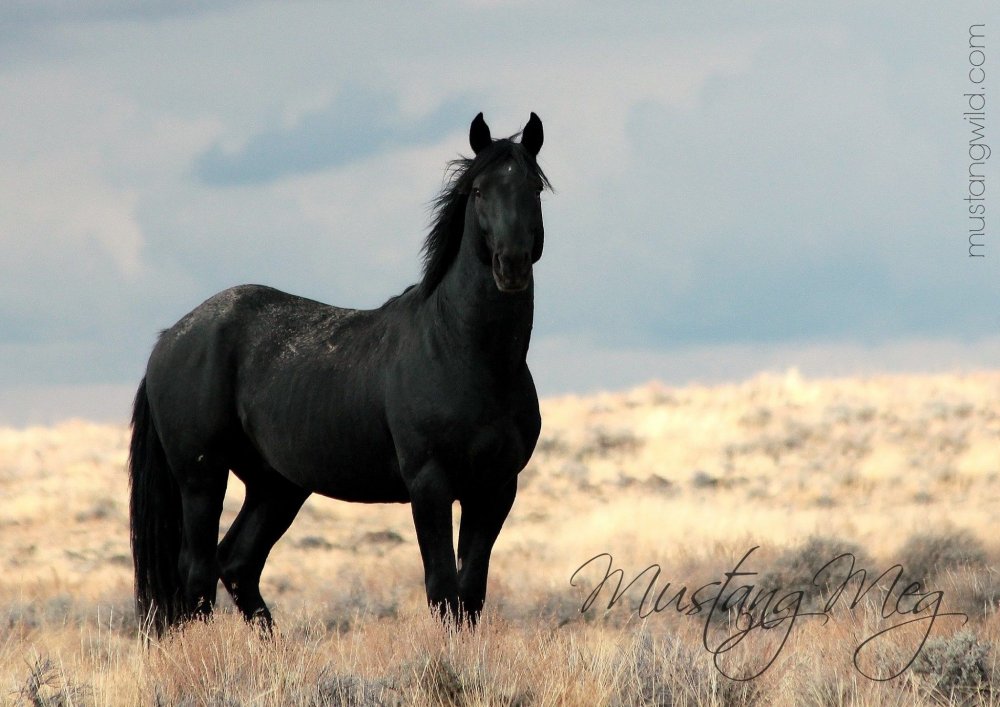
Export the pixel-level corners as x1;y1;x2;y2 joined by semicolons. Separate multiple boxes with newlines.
128;377;184;636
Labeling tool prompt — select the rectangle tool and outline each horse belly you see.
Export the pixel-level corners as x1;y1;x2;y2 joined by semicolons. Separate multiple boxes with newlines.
265;418;408;504
307;449;409;503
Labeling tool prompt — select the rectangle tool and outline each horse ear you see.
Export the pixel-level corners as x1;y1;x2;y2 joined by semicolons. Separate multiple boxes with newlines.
469;112;492;155
521;112;543;156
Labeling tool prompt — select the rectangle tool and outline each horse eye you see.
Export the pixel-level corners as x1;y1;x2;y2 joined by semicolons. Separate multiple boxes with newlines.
473;187;482;199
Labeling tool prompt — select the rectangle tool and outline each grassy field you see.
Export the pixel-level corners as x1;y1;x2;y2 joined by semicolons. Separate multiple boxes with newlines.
1;370;998;705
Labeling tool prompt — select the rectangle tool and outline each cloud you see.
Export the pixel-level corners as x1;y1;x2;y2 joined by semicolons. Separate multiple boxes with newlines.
194;87;479;185
0;0;997;423
534;25;999;350
0;151;147;347
0;0;251;25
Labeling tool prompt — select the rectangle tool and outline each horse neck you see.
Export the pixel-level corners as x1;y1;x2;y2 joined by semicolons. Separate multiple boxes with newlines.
425;209;534;369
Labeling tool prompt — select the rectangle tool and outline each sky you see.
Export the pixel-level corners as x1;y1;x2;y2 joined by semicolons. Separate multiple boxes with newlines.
1;1;998;425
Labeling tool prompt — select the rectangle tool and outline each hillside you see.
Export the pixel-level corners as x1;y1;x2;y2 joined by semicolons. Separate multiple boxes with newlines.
1;371;998;705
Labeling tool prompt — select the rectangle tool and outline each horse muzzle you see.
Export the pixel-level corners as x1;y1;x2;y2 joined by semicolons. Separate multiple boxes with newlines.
492;251;532;293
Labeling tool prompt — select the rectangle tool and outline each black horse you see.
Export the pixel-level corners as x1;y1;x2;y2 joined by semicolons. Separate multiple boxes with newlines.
129;112;549;635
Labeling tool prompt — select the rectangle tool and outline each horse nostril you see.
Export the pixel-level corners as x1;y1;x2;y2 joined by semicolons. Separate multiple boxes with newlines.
493;251;530;277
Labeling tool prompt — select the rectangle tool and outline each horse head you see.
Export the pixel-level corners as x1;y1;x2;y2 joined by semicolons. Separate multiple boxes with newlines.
467;112;546;293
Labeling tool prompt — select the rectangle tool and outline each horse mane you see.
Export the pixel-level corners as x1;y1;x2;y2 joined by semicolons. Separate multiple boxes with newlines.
417;137;551;299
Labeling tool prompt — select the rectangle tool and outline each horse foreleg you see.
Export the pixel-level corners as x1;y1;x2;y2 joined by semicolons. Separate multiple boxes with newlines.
408;461;460;622
456;478;516;625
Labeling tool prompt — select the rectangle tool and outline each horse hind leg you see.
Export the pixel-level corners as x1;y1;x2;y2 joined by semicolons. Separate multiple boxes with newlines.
174;455;230;621
218;470;308;632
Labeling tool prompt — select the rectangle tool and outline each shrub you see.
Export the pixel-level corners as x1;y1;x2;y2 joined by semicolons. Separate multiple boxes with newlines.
898;530;987;587
613;631;760;707
305;670;393;707
577;428;642;460
912;630;992;704
754;537;872;612
15;654;91;707
933;567;1000;621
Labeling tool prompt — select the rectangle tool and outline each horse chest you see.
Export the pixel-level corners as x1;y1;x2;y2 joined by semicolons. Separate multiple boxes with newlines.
390;367;538;485
441;414;532;495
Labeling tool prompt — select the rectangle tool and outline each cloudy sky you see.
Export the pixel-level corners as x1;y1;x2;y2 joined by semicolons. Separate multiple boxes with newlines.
1;1;998;425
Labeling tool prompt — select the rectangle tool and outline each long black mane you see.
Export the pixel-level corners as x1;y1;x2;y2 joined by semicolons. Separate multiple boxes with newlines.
418;137;551;298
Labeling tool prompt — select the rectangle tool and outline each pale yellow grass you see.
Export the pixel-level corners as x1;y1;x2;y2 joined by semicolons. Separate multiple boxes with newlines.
1;370;998;705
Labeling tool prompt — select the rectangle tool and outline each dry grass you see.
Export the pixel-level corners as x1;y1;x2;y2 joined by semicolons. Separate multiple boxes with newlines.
1;369;999;705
